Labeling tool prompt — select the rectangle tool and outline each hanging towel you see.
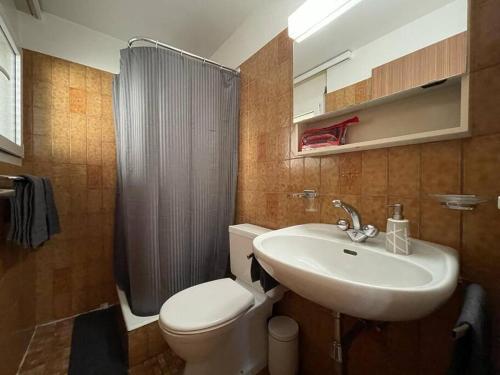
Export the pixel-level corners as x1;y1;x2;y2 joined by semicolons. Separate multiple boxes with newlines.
7;175;60;248
448;284;491;375
8;180;24;244
24;175;49;247
250;255;279;292
42;177;60;237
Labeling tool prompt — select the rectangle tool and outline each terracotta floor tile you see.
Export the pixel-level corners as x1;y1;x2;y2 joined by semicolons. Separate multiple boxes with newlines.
19;316;184;375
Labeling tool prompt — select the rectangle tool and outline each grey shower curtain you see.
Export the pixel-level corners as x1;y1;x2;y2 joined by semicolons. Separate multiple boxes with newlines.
113;46;239;316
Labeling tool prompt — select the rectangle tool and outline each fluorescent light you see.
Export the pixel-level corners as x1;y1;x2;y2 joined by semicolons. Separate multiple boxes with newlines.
288;0;365;43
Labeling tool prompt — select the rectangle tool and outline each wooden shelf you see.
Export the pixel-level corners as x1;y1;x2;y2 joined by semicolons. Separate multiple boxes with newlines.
292;75;469;157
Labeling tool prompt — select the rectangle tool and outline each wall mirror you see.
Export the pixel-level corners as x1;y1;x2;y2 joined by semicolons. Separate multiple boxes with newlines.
292;0;468;125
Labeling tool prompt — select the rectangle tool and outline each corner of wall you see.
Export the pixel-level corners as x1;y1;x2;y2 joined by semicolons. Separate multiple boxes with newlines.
210;0;302;69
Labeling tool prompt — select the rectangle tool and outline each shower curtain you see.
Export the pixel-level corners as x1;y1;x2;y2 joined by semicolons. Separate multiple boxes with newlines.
113;46;240;316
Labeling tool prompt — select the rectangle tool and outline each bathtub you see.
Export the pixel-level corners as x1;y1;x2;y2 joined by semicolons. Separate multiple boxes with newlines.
116;285;159;331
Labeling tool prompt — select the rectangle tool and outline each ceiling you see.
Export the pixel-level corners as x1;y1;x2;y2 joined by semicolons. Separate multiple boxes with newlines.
294;0;457;76
33;0;268;57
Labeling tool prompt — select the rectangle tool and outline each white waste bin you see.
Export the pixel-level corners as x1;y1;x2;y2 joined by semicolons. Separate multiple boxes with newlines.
268;315;299;375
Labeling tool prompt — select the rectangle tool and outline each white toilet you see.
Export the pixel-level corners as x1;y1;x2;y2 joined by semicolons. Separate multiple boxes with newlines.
158;224;285;375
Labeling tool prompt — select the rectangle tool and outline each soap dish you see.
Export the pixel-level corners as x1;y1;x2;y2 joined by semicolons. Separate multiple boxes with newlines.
430;194;490;210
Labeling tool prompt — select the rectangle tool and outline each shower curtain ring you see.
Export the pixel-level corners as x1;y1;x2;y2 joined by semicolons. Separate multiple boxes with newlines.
155;40;158;49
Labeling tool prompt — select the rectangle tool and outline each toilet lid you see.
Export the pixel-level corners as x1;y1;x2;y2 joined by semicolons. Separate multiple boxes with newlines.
159;278;254;333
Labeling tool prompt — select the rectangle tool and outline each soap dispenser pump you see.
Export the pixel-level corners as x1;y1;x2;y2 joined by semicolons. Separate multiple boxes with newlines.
386;203;411;255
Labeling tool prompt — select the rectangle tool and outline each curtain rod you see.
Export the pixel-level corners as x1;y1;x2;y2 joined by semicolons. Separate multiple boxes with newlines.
128;37;239;75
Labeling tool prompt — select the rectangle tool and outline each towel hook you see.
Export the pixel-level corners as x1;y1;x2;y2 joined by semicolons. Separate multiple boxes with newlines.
452;322;470;340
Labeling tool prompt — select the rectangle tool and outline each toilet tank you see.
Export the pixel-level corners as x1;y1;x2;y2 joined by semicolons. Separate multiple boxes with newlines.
229;224;271;287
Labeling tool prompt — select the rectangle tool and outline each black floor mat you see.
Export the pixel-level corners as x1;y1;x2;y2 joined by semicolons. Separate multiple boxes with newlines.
68;307;127;375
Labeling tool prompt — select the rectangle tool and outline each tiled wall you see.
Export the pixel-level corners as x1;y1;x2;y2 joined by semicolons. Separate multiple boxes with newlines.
237;1;500;372
0;50;117;373
0;204;36;375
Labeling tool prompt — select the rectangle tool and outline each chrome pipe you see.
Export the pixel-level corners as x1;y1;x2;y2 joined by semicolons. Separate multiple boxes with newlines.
127;37;239;75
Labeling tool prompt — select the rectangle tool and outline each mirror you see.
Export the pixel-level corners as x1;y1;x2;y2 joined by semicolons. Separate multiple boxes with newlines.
293;0;468;123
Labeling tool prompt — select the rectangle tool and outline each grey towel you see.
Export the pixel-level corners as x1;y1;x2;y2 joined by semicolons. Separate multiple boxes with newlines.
250;255;279;292
7;180;24;243
22;175;48;248
7;175;60;248
448;284;491;375
42;177;60;237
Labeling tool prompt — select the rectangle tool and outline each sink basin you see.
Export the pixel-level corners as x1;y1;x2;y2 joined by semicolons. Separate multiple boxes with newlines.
253;224;459;321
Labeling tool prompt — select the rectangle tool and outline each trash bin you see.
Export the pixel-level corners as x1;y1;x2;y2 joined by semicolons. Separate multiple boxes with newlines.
268;315;299;375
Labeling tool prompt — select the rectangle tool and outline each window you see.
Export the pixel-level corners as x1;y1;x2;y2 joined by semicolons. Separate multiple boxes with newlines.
0;12;22;163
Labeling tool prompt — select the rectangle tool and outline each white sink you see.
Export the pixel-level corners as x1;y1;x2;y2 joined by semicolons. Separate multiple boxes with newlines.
253;224;459;321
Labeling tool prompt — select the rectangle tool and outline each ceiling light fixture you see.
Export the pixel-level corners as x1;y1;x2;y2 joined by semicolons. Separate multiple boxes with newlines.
288;0;365;43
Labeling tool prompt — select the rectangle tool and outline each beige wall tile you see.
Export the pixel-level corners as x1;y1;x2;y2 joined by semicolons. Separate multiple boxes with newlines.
87;92;102;117
388;145;420;198
361;149;388;196
87;165;102;189
470;63;500;136
33;53;52;83
33;135;52;161
263;193;288;229
52;110;70;139
420;140;461;195
86;67;102;93
87;140;102;165
360;195;388;231
52;135;70;164
33;107;52;136
52;84;69;113
420;199;461;248
69;63;86;89
70;113;87;164
339;152;362;195
33;82;53;109
304;157;320;190
101;117;115;143
101;95;113;119
100;72;113;95
69;88;87;114
320;155;340;195
463;134;500;196
470;0;500;72
289;158;304;192
52;58;69;86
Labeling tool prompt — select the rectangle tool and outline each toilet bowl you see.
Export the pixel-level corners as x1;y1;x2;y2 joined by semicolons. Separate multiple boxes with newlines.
158;224;285;375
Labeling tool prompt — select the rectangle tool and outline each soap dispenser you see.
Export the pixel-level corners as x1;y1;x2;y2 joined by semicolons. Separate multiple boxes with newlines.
386;204;411;255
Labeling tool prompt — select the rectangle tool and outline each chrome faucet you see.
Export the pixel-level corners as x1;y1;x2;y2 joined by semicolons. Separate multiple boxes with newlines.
332;200;379;243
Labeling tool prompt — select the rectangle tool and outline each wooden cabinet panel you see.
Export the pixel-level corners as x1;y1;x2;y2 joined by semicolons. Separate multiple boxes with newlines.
372;32;467;99
325;78;372;112
354;78;372;104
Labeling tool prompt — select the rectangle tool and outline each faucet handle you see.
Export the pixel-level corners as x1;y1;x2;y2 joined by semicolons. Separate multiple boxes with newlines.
362;224;379;238
332;199;342;208
336;219;349;231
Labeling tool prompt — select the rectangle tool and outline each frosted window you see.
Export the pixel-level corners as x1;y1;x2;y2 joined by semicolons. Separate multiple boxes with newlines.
0;27;16;143
0;15;22;160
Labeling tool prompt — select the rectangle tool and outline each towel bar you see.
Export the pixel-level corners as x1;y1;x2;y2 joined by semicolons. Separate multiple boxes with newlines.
0;175;24;198
0;175;24;180
452;322;470;340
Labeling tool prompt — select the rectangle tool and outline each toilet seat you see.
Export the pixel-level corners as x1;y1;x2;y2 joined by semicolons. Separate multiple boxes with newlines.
159;278;254;334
